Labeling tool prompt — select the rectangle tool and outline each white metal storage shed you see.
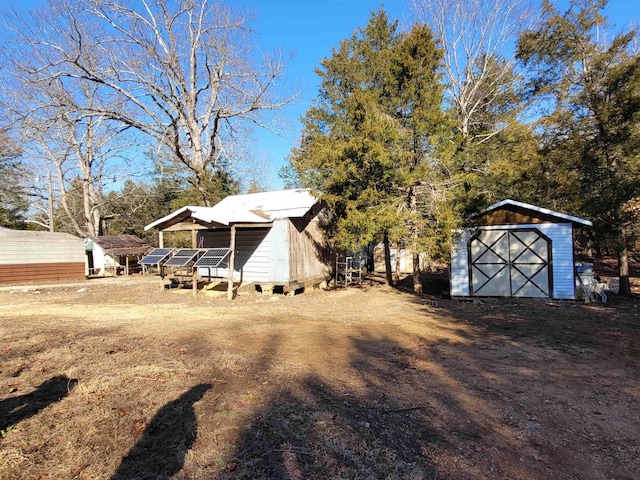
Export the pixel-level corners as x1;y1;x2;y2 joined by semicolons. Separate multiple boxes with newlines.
0;227;85;284
450;200;592;299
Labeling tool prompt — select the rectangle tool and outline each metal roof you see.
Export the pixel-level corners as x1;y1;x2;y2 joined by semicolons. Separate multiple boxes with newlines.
0;227;83;242
88;235;153;257
476;199;593;226
145;189;319;231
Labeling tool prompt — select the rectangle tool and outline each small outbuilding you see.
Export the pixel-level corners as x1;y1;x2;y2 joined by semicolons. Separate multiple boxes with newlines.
144;189;333;295
0;227;85;284
85;235;153;276
373;244;425;273
450;199;592;299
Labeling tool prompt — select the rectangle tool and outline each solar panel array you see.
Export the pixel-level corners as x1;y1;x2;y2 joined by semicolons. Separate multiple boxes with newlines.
139;248;174;266
163;249;202;267
193;248;231;268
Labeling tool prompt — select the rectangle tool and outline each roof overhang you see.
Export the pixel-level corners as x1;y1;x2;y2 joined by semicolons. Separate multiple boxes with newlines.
473;199;593;227
144;189;321;232
144;206;275;232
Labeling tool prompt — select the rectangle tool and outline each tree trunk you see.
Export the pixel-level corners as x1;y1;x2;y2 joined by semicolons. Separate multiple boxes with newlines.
383;231;393;286
394;243;401;284
413;252;422;293
618;229;632;297
194;170;212;207
409;185;422;293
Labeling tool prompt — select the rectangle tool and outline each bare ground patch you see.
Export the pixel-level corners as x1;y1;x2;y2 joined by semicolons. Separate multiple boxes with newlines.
0;275;638;479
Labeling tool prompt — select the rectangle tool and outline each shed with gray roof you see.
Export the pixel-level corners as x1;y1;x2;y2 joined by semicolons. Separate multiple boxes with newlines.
144;189;333;296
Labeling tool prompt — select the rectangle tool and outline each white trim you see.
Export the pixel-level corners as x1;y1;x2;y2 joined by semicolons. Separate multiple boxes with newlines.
144;206;199;231
451;223;578;299
144;189;319;231
478;199;592;226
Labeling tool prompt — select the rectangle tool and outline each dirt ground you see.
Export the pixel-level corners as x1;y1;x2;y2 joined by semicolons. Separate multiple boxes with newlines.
0;273;639;480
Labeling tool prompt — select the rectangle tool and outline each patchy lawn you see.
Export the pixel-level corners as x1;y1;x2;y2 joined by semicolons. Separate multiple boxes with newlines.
0;275;638;479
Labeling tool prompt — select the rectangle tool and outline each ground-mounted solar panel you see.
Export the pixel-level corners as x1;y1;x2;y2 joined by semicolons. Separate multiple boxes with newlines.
139;248;174;266
193;248;232;268
163;249;202;267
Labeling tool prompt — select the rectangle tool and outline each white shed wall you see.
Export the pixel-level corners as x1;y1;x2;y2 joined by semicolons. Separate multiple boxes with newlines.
268;219;290;283
197;228;271;282
373;245;425;273
0;229;84;265
90;245;120;275
451;223;576;299
450;229;472;297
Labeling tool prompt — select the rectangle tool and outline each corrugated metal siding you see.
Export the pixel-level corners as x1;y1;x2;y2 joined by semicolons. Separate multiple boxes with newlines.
0;232;85;265
0;263;86;284
197;228;271;282
451;223;576;299
0;229;85;283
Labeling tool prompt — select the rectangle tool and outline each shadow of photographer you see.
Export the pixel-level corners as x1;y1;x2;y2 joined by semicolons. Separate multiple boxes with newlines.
0;375;78;432
111;383;212;480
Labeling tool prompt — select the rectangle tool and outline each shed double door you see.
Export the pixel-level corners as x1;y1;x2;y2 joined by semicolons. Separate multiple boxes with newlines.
469;229;551;297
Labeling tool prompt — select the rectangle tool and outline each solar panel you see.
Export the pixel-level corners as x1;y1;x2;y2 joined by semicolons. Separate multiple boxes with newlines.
163;249;202;267
139;248;174;266
193;248;231;268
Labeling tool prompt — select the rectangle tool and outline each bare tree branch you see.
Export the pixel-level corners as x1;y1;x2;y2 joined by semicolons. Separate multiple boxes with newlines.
410;0;537;138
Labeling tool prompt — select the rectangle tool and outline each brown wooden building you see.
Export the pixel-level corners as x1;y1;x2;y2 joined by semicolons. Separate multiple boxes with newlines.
85;235;152;276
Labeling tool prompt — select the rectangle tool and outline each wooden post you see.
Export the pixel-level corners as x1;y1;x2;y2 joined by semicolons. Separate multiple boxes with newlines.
192;228;198;296
192;267;198;296
227;225;236;300
125;256;129;276
158;231;165;279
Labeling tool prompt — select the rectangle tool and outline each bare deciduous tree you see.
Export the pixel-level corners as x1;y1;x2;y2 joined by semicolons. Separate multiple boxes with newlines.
1;60;137;237
410;0;537;141
7;0;293;206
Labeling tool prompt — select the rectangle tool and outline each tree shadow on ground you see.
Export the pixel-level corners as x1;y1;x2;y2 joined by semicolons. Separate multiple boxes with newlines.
111;383;212;480
213;307;640;480
0;375;78;432
213;333;479;480
217;378;441;480
392;270;640;353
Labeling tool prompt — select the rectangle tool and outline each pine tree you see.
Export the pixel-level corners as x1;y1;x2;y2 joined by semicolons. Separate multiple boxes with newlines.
289;10;454;289
517;0;640;296
0;131;27;229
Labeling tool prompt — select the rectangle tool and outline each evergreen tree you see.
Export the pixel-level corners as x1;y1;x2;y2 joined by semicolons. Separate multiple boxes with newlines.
290;11;404;285
411;0;539;218
0;131;27;228
451;58;539;216
517;0;640;296
289;11;453;289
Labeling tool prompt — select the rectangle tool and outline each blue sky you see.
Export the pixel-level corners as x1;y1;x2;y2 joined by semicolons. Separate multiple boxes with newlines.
7;0;639;190
236;0;411;188
236;0;639;189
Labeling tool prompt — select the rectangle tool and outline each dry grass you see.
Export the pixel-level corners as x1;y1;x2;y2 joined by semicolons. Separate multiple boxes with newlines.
0;275;639;479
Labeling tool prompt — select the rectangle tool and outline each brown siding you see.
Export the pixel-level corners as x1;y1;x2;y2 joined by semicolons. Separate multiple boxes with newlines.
288;215;333;284
0;263;86;284
472;208;561;226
